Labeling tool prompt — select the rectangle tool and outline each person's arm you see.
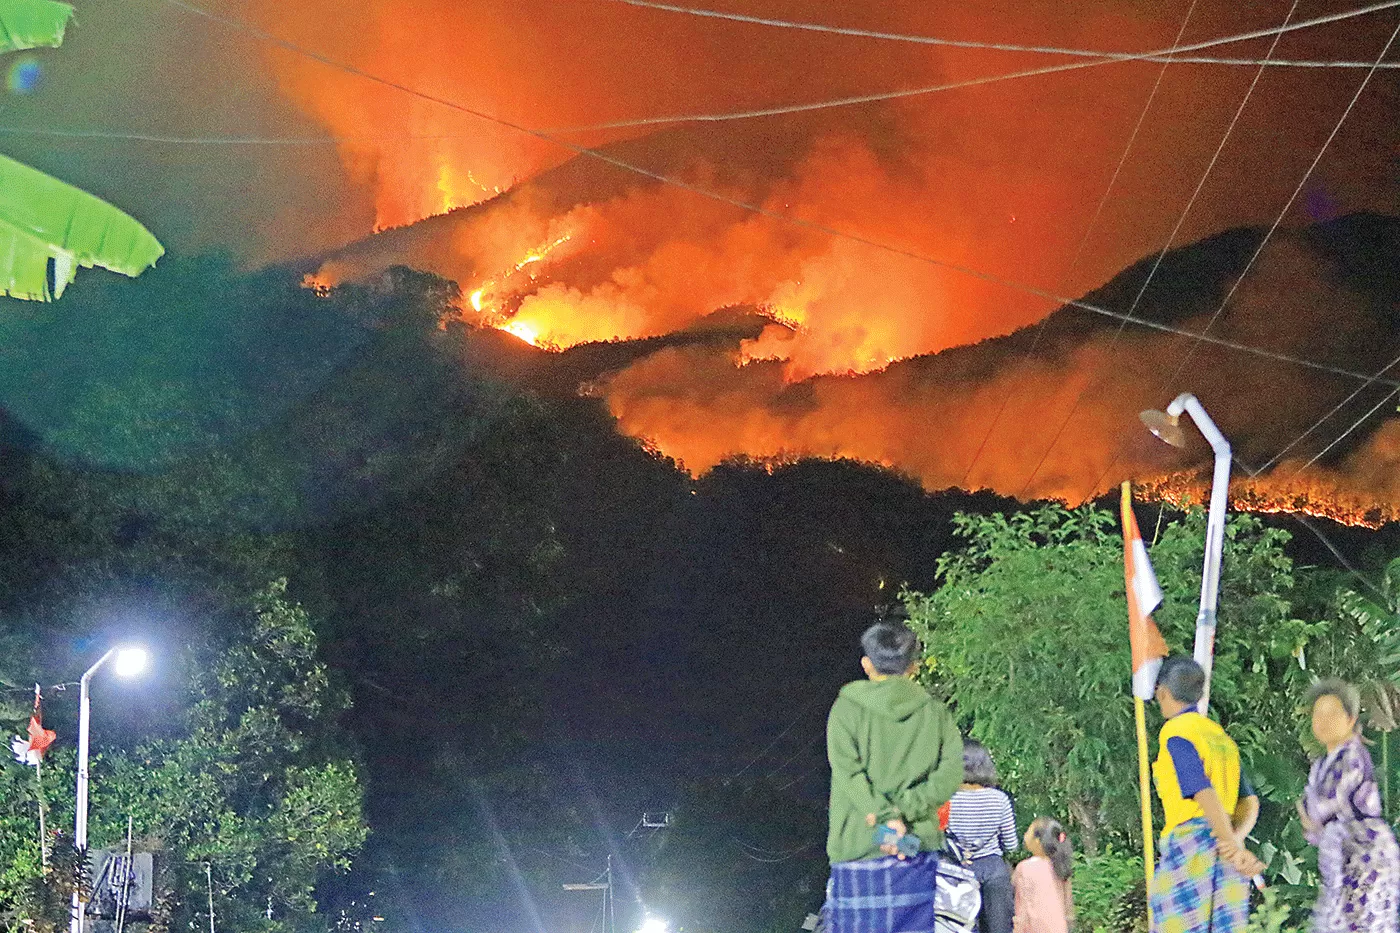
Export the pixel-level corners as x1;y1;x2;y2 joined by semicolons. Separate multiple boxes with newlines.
1232;776;1259;840
888;704;964;824
1166;737;1264;875
827;702;900;825
1232;795;1259;836
999;795;1019;854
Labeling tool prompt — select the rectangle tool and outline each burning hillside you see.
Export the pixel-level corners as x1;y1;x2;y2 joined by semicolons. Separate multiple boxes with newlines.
264;0;1400;522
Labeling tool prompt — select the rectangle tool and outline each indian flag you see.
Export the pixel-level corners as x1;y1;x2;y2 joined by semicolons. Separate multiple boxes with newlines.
1121;483;1168;700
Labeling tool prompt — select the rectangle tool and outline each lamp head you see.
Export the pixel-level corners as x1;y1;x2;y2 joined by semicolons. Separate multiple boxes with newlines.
638;917;670;933
113;647;149;679
1140;409;1187;449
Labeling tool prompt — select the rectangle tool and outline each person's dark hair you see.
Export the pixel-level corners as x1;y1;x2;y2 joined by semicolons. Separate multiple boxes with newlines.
1030;817;1074;882
962;739;999;787
861;622;920;675
1158;655;1205;706
1306;678;1361;720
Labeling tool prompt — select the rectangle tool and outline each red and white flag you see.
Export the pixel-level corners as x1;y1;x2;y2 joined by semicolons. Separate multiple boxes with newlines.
10;684;56;768
1121;485;1169;701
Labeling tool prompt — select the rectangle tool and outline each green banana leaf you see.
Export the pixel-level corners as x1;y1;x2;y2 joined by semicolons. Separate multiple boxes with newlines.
0;153;164;301
0;0;75;53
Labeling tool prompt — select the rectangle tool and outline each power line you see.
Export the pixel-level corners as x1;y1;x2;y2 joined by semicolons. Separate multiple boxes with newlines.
1021;0;1299;498
11;4;1394;146
10;7;1398;148
0;126;477;145
763;728;825;780
596;0;1400;68
1258;349;1400;472
1224;453;1391;600
775;759;827;792
150;0;1400;391
1290;384;1400;476
729;696;821;779
1159;12;1400;389
961;0;1201;488
1079;11;1400;500
730;837;814;862
546;3;1400;132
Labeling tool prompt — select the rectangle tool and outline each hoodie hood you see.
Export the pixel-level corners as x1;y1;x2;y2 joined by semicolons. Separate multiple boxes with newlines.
837;677;935;722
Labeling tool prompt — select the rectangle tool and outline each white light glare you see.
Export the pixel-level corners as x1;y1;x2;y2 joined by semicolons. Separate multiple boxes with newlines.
113;647;149;679
638;917;670;933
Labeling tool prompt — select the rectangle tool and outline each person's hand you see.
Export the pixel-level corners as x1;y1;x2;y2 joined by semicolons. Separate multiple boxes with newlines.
1228;846;1266;878
1216;834;1241;863
866;813;877;828
880;818;909;859
1295;799;1317;836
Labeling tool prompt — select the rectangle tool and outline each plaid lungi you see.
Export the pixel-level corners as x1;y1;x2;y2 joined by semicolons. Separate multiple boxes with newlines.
824;853;939;933
1149;819;1250;933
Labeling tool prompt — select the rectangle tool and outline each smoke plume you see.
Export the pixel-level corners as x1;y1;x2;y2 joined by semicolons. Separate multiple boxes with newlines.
267;0;1400;515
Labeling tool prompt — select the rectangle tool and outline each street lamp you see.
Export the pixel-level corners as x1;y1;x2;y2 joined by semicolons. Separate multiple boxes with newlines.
72;646;149;933
638;916;670;933
1140;393;1231;716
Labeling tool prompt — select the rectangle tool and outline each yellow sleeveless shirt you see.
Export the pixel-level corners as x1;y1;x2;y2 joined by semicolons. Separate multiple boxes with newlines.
1153;711;1241;836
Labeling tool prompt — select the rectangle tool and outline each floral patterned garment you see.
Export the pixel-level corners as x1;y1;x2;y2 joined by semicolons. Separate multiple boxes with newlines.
1303;736;1400;933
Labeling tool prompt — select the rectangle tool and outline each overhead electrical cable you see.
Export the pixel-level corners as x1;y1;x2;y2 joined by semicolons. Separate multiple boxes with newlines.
153;0;1400;390
729;696;821;779
1290;385;1400;476
1259;349;1400;473
763;729;825;780
960;0;1202;488
596;0;1400;66
1157;14;1400;390
0;126;479;145
1080;12;1400;500
542;3;1400;131
1020;0;1301;498
12;0;1400;151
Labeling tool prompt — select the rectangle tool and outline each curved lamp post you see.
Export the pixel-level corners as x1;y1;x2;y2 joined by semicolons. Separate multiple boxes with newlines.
71;646;149;933
1140;393;1231;717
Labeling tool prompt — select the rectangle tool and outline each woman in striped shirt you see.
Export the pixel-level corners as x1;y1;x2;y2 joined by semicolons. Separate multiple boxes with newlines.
947;740;1019;933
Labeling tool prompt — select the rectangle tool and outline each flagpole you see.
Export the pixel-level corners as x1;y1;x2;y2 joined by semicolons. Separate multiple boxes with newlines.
36;756;48;867
1134;694;1155;897
32;684;50;867
1121;483;1157;926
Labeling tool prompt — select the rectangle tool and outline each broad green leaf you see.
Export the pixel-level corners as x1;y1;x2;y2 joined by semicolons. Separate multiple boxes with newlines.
0;153;164;301
0;0;74;53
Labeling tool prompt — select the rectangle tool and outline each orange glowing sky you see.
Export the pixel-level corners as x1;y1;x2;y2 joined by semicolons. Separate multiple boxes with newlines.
238;0;1400;513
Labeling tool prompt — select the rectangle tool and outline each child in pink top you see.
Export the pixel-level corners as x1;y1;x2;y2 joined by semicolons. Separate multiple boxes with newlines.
1013;817;1074;933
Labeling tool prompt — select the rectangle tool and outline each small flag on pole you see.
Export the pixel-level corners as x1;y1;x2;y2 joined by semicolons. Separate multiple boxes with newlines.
1121;488;1169;700
10;684;56;767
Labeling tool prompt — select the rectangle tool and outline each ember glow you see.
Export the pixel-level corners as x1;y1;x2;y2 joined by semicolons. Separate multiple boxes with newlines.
270;0;1400;522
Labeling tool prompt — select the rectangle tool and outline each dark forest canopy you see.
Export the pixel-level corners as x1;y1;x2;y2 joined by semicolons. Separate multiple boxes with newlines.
0;256;1396;933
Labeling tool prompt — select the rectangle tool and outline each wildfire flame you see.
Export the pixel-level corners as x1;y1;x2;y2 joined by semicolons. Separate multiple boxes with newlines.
1139;472;1400;529
501;318;546;347
301;273;334;297
466;230;577;344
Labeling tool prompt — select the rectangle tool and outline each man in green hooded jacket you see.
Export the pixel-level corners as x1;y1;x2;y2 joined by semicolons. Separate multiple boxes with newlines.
822;621;963;933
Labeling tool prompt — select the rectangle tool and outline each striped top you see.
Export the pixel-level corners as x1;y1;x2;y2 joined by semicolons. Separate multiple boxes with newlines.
947;787;1018;859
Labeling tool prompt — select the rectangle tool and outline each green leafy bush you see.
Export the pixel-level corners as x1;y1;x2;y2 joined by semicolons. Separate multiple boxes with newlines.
1071;847;1144;933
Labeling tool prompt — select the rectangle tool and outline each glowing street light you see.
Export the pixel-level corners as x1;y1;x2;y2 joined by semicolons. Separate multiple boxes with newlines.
638;916;670;933
112;647;148;679
1140;393;1231;715
71;645;150;933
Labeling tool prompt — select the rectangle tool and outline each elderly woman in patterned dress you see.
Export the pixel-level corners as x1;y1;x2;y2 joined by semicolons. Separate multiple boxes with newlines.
1298;679;1400;933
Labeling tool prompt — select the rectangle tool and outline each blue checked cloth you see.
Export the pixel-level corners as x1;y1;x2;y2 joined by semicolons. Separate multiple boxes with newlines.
1149;818;1250;933
823;853;940;933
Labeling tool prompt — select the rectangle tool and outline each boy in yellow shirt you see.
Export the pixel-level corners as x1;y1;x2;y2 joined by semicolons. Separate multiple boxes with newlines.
1149;656;1265;933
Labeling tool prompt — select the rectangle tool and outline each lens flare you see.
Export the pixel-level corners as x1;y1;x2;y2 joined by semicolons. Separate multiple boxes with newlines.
6;56;42;94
